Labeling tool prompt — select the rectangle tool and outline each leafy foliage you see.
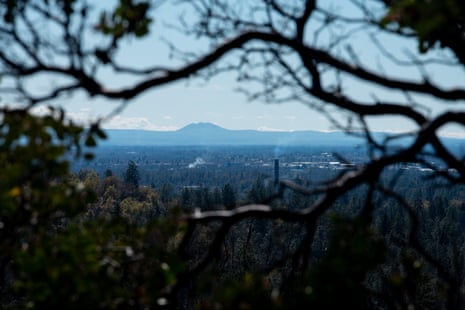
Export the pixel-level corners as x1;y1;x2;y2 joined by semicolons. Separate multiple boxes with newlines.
0;108;184;308
382;0;465;56
0;107;95;303
97;0;152;39
14;217;185;309
0;107;94;248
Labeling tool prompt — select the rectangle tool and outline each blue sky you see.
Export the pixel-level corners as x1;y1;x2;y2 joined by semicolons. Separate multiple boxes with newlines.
41;1;465;137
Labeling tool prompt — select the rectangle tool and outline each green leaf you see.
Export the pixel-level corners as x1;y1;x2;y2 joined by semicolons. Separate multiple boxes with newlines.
85;135;96;147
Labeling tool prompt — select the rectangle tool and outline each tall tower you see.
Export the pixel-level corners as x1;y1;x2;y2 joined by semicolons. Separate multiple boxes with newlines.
274;158;279;186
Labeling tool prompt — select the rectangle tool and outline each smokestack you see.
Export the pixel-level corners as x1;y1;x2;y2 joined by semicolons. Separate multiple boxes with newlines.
274;158;279;186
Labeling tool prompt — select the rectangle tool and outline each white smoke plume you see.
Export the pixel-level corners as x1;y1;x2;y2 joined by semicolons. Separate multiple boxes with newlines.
188;157;206;168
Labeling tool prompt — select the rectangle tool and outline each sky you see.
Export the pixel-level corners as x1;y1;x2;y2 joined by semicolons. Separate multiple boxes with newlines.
36;1;465;137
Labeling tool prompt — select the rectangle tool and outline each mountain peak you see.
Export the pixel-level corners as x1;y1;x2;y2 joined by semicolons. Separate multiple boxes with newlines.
178;122;227;132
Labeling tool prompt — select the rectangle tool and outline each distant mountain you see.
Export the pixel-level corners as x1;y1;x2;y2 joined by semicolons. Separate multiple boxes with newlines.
101;122;464;148
177;122;228;133
102;123;357;147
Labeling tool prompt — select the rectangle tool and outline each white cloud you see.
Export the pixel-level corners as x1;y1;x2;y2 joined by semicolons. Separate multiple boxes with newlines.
67;110;99;124
438;131;465;139
257;126;293;132
60;109;177;131
103;115;178;131
32;107;98;125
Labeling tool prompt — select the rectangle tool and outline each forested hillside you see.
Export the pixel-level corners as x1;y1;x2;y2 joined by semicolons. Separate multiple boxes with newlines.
71;147;465;309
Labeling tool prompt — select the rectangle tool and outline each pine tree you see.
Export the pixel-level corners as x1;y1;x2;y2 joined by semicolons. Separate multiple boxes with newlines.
124;160;140;189
222;183;236;209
